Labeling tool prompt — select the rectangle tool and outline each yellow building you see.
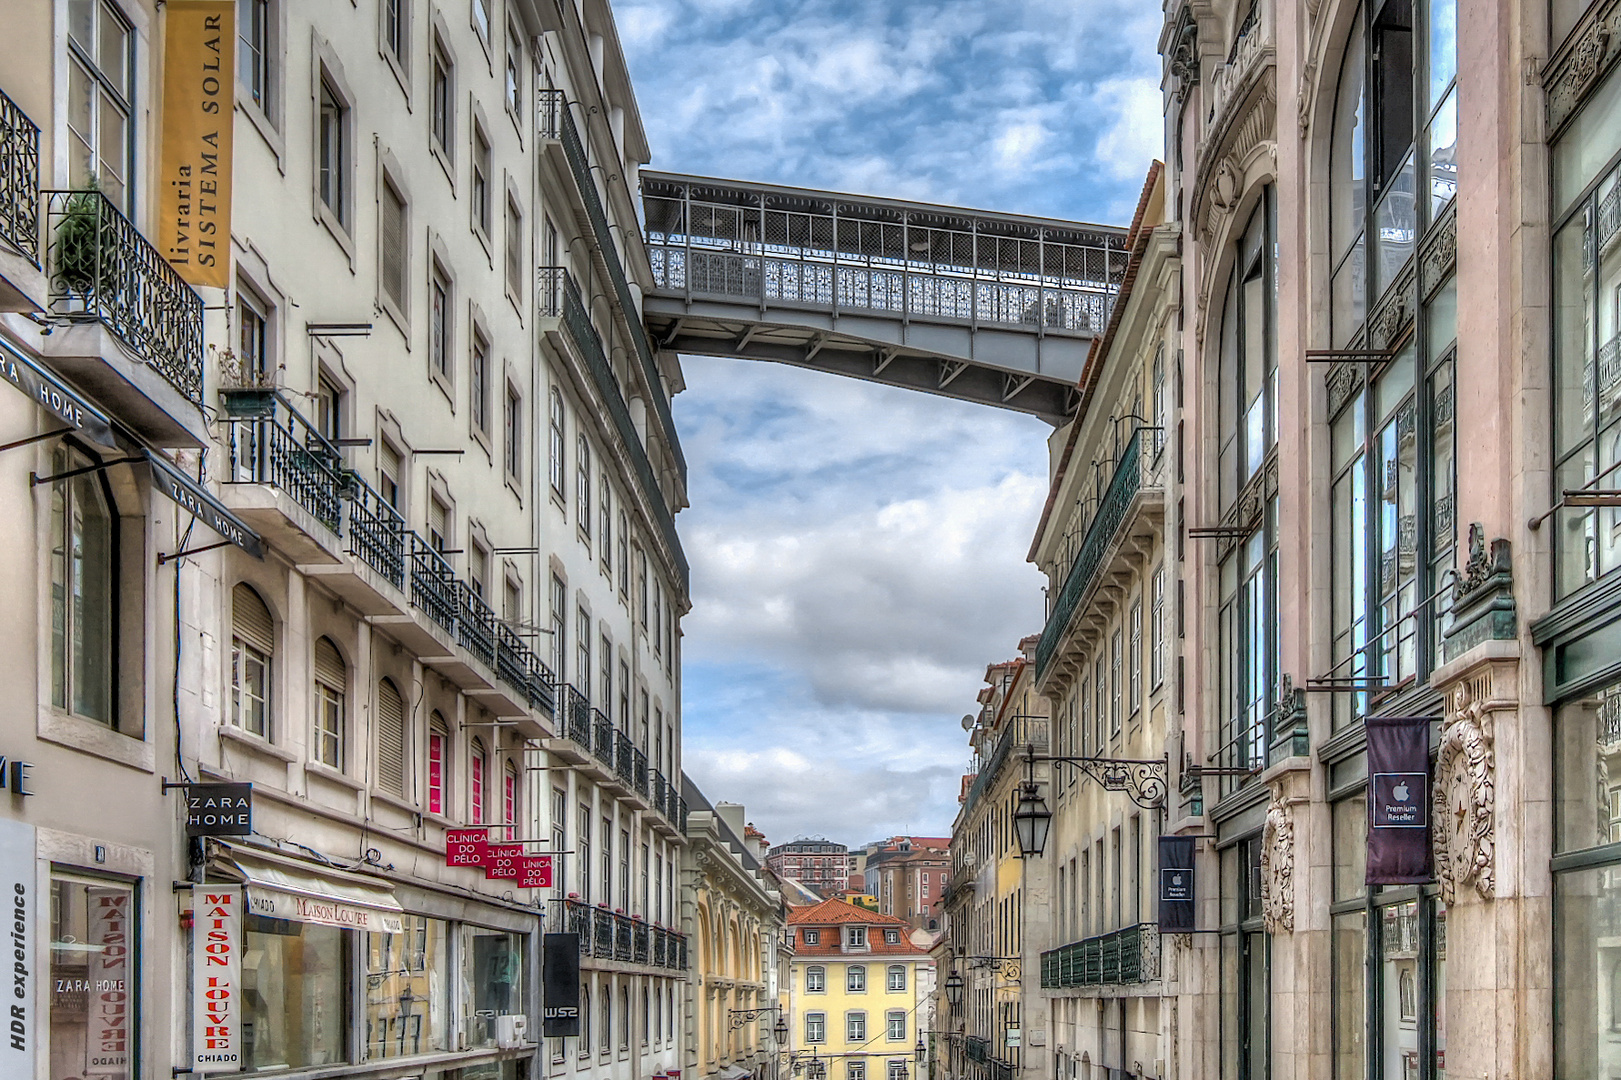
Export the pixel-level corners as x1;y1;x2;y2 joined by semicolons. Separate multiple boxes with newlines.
785;899;932;1080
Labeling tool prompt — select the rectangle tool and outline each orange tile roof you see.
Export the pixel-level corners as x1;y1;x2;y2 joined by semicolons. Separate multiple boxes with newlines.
786;898;932;956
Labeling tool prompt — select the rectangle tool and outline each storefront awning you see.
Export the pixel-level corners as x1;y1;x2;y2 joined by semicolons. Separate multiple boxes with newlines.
146;449;264;558
716;1065;752;1080
223;843;405;933
0;337;116;448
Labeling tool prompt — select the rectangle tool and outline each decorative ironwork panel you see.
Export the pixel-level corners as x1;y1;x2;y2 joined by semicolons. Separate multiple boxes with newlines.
410;536;459;635
593;709;615;767
0;87;40;265
45;189;203;404
457;581;497;668
343;477;406;589
224;398;344;533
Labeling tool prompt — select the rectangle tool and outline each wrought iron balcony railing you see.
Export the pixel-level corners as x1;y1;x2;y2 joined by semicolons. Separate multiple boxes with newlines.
560;685;590;748
553;267;690;592
633;747;649;797
343;476;407;590
457;581;498;669
1039;922;1161;989
45;189;203;404
0;87;40;265
1037;428;1158;679
633;921;650;964
536;89;686;487
593;907;614;956
223;396;344;533
961;714;1049;818
615;731;635;786
410;536;459;636
551;899;688;971
593;708;615;768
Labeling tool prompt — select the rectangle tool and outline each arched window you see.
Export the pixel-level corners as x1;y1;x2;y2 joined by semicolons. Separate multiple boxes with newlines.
427;711;449;815
619;985;630;1049
579;985;591;1055
376;678;406;796
312;637;345;768
503;759;518;837
470;738;487;823
50;446;114;725
231;584;274;737
600;988;611;1053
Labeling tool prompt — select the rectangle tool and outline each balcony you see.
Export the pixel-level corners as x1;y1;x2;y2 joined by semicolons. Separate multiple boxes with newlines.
221;396;345;564
961;714;1049;818
1202;0;1273;145
1039;923;1161;990
0;86;43;311
536;90;687;488
42;188;205;446
540;265;689;592
552;898;688;972
1036;427;1166;682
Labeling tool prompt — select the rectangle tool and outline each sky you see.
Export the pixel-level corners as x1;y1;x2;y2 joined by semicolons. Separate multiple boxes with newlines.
617;0;1164;848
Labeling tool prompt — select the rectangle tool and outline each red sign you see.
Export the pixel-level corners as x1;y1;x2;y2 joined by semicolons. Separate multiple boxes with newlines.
484;843;524;879
518;855;554;889
446;828;488;867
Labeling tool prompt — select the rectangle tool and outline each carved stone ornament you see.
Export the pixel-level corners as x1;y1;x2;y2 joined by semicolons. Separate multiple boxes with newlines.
1434;674;1500;903
1261;787;1296;934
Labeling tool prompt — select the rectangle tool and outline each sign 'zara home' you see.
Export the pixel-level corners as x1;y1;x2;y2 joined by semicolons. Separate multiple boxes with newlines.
184;783;252;837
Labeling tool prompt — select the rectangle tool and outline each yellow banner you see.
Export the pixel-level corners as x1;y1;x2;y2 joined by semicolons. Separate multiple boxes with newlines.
159;1;234;289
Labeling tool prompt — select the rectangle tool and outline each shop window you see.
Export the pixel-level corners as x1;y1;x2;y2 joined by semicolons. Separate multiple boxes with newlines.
50;874;136;1080
461;926;525;1050
50;446;116;727
1218;836;1268;1078
312;637;345;769
365;915;448;1059
242;915;350;1070
231;584;274;738
376;678;407;797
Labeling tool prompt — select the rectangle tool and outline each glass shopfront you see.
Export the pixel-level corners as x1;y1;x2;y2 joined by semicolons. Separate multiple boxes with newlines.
242;915;351;1070
461;925;526;1050
50;874;137;1080
366;915;449;1058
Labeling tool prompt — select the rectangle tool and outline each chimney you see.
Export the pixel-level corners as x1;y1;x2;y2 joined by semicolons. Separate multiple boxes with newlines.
715;802;747;841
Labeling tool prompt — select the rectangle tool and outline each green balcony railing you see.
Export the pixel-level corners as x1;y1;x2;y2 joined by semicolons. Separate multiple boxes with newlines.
554;267;690;591
1036;428;1151;679
537;89;686;486
1039;922;1161;989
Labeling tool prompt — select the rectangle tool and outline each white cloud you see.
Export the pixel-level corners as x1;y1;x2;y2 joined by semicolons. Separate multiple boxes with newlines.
1093;75;1164;182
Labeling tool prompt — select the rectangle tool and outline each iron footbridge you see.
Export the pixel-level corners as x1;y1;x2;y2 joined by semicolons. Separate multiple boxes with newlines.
639;172;1129;424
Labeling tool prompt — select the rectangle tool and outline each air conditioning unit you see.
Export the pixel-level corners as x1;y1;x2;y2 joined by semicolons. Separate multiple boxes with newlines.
496;1014;529;1048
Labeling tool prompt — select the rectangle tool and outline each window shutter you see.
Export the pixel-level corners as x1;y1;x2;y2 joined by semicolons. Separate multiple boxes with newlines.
381;181;406;308
377;678;407;796
232;585;274;655
429;497;447;544
313;637;344;689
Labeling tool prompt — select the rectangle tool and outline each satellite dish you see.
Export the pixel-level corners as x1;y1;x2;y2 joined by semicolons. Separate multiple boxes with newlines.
960;714;974;731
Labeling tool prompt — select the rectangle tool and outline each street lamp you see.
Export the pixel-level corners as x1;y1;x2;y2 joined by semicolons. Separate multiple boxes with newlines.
1012;780;1052;858
944;970;964;1010
774;1016;789;1045
915;1038;927;1066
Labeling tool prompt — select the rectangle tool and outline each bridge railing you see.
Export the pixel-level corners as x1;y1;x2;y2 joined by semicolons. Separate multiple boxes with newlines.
644;191;1121;335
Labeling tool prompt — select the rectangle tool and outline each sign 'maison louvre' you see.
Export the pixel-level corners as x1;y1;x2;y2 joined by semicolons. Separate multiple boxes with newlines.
191;887;240;1073
159;1;234;289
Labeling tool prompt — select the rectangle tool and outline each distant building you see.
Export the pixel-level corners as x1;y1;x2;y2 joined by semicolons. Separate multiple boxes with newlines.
766;837;851;896
861;837;951;930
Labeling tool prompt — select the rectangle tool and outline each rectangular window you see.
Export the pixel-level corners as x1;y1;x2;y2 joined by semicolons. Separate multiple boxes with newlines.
470;329;490;434
803;929;820;946
243;914;351;1069
887;1011;906;1041
600;477;613;572
318;79;347;226
578;805;592;900
576;608;591;691
50;875;138;1080
577;435;593;538
807;966;825;992
846;1012;866;1041
238;289;269;382
366;915;449;1058
549;388;567;498
849;1063;866;1080
431;265;452;378
427;726;446;815
846;925;867;948
66;0;133;210
472;0;490;40
504;385;521;480
239;0;271;111
1129;599;1143;714
379;180;408;310
618;513;630;594
806;1013;825;1043
637;547;649;629
1151;565;1165;687
505;24;522;115
1110;629;1123;735
383;0;407;65
472;123;492;235
847;965;866;992
550;574;567;677
551;788;567;897
314;679;343;769
506;196;524;298
430;38;453;155
886;965;905;991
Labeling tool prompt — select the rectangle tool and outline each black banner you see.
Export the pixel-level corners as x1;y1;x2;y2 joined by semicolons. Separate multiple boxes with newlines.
542;932;581;1037
146;451;265;558
185;782;252;836
1157;836;1196;932
1365;715;1433;884
0;339;116;448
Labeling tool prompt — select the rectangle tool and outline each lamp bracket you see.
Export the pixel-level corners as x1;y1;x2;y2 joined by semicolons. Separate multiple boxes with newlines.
1032;753;1168;809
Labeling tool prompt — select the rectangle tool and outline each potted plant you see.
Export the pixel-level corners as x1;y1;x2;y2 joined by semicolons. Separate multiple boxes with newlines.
53;181;108;299
216;346;279;417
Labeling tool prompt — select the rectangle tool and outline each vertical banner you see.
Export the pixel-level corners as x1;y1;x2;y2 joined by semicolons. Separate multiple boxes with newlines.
1366;715;1435;884
0;818;36;1078
1157;836;1196;932
191;886;241;1073
542;933;581;1037
84;888;133;1075
159;1;234;288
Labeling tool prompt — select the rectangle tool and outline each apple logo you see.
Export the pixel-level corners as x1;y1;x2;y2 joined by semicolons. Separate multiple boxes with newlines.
1171;873;1183;886
1392;781;1410;802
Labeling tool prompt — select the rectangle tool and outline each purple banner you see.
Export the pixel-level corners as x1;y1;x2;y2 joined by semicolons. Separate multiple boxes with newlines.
1365;715;1434;885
